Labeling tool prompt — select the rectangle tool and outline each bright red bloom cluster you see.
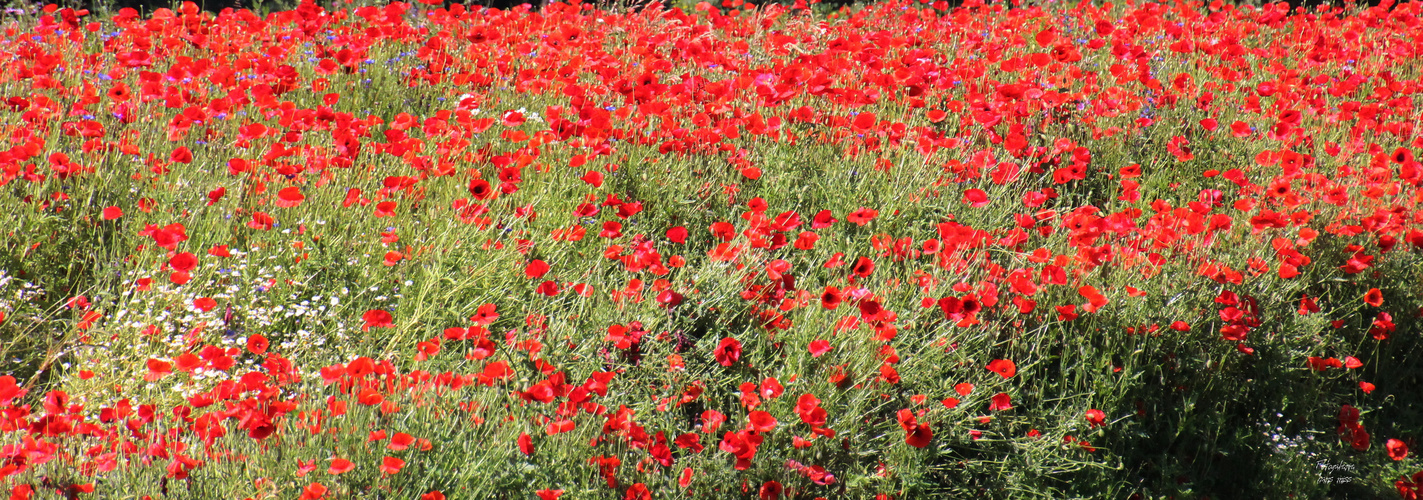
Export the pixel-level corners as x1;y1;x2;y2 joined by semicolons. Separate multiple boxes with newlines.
0;0;1420;497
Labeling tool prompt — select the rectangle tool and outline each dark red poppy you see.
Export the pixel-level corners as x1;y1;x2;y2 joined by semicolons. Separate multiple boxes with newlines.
851;257;874;277
713;338;742;367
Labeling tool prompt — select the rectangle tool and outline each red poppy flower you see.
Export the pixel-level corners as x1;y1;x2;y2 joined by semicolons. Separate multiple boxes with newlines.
502;110;525;127
879;363;900;384
747;411;777;432
846;207;878;226
714;337;742;367
471;303;500;326
362;310;394;331
989;393;1013;411
383;252;404;266
702;410;726;434
851;257;874;277
144;359;172;381
599;221;623;238
169;252;198;272
374;201;397;218
479;361;515;385
897;409;932;447
666;226;688;243
469;179;495;200
1310;356;1346;371
170;146;193;164
379;456;405;475
963;189;990;207
388;433;415;450
1085;409;1106;427
247;212;275;231
1079;286;1109;312
247;334;268;355
535;281;560;296
709;221;736;241
760;377;783;399
518;432;534;455
546;419;575;435
625;484;651;500
342;188;364;208
102;206;122;220
525;260;550;279
793;231;819;250
295;458;318;476
1387;439;1409;461
1364;288;1384;307
357;388;384;406
276;187;305;208
0;376;25;406
808;339;832;357
737;383;763;409
1370;312;1396;340
904;422;933;448
674;432;703;453
821;286;842;309
758;481;783;500
581;171;603;187
851;111;876;131
986;359;1016;379
328;458;354;475
299;483;327;500
718;429;764;470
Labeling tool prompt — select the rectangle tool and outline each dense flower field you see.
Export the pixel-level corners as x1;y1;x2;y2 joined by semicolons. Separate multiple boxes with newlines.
0;0;1420;497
